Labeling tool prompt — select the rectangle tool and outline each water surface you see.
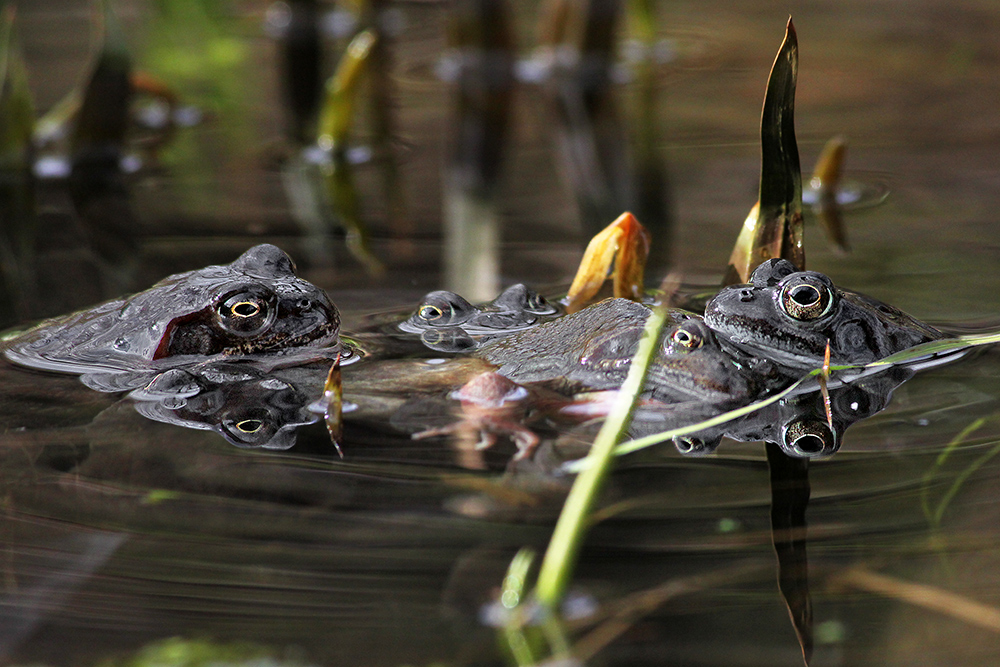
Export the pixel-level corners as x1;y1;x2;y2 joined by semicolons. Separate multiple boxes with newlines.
4;1;1000;666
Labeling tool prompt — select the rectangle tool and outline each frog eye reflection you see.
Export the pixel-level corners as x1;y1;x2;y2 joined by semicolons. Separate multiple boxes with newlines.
670;327;703;349
782;420;837;458
217;289;276;335
779;280;834;321
235;419;264;433
221;409;277;447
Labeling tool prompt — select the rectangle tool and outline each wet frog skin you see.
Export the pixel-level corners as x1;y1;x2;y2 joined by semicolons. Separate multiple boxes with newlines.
479;298;760;405
704;259;947;368
3;244;341;382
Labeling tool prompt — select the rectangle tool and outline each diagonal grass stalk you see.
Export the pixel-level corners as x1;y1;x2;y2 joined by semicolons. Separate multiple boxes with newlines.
533;299;672;610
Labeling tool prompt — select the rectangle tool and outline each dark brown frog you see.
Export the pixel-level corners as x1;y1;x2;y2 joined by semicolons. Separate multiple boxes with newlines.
704;259;947;369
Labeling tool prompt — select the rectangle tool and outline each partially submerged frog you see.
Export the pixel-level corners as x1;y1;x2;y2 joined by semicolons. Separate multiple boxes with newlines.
398;284;562;351
704;259;947;368
479;298;760;405
3;244;341;390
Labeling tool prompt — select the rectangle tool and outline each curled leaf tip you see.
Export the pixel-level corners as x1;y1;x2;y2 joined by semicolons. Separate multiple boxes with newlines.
567;211;650;312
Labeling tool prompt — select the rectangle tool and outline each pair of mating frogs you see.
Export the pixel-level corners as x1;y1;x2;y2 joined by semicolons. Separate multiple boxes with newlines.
1;244;949;457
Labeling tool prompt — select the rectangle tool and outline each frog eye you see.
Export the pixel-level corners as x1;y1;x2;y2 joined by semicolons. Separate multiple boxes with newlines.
420;327;476;352
524;291;556;314
413;291;474;327
779;278;834;321
232;301;261;318
418;304;443;321
217;288;277;335
670;327;702;349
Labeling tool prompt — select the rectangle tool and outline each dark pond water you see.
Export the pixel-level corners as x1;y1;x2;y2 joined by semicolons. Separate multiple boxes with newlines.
4;1;1000;666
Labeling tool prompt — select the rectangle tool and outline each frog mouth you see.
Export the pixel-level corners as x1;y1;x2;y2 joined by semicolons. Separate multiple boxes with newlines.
225;318;341;356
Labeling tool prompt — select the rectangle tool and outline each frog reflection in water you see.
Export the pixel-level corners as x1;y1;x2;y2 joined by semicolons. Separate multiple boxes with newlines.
704;259;947;369
398;284;562;351
654;364;916;459
128;361;326;450
3;244;341;390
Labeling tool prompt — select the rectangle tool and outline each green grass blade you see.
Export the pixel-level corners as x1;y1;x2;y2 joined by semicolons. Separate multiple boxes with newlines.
534;302;671;610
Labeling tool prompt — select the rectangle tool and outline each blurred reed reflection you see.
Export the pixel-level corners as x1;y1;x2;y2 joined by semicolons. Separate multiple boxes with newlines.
68;1;140;296
442;0;515;300
441;0;675;298
0;5;37;324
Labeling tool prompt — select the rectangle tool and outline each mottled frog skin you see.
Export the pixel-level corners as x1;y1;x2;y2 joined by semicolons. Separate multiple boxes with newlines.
478;298;759;405
3;245;341;383
704;259;946;368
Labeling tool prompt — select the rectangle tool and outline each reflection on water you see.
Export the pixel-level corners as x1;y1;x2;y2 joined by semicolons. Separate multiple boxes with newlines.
4;1;1000;666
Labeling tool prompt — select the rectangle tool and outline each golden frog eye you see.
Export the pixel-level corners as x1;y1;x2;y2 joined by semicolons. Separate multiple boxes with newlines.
217;288;276;335
418;304;443;321
779;279;834;321
413;291;474;326
782;419;837;457
670;327;702;349
231;301;261;318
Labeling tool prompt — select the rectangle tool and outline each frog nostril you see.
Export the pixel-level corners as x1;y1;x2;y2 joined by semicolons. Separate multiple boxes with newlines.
739;289;754;302
296;299;312;310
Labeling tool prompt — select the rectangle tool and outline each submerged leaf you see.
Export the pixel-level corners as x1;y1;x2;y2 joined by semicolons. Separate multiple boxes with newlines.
323;155;385;275
766;441;813;665
725;18;802;285
566;211;650;312
0;5;37;322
